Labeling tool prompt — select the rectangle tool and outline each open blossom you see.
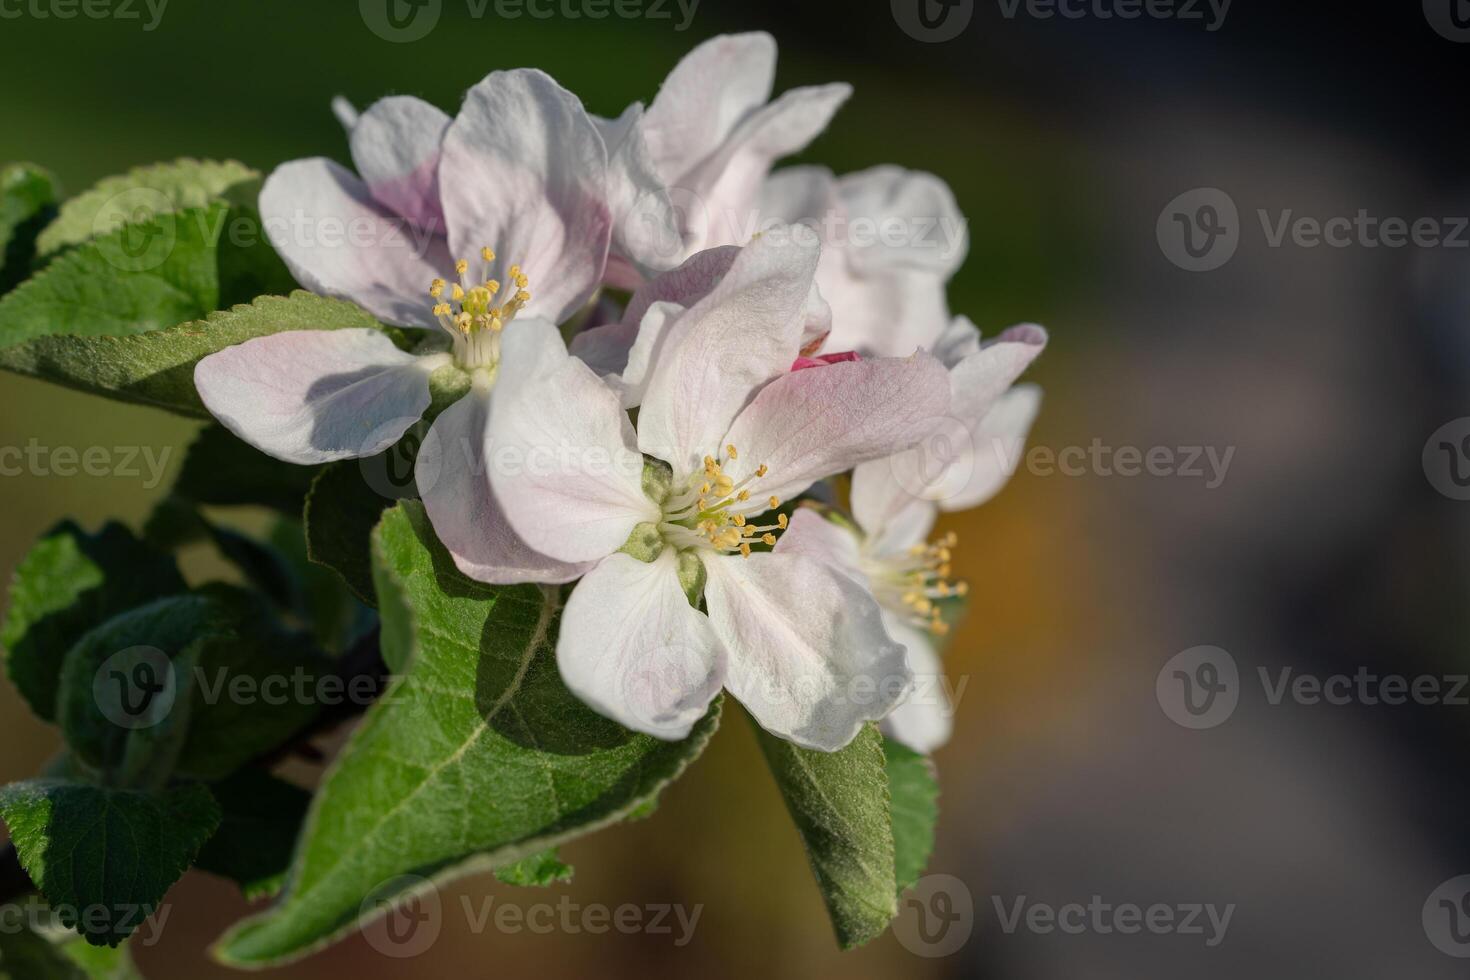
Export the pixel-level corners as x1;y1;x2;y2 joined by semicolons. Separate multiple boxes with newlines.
194;69;615;583
480;233;952;750
772;321;1045;752
603;31;852;285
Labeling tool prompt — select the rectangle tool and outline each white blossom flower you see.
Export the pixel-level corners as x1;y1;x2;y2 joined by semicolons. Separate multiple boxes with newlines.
194;69;613;584
482;233;952;750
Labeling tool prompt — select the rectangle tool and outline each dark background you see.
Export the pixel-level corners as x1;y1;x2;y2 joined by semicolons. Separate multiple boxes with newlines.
2;0;1469;976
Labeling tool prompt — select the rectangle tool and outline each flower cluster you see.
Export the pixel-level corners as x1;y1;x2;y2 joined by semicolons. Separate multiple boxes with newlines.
193;32;1046;754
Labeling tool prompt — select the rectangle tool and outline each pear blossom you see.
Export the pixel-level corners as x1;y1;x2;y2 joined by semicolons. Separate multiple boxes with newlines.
194;68;615;584
602;31;852;284
482;233;952;750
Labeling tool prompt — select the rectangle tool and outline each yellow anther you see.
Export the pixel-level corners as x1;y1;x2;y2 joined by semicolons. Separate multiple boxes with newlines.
485;279;501;294
481;246;496;262
762;533;776;546
740;543;751;558
700;483;711;494
732;514;746;527
737;490;750;501
755;464;768;478
777;514;788;529
768;496;780;509
432;303;451;316
715;475;734;495
451;283;465;301
455;259;469;275
508;264;521;279
726;445;738;459
429;278;446;298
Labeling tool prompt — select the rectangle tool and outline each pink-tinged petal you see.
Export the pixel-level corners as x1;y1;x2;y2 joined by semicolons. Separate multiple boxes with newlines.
759;165;839;226
331;96;359;130
487;354;657;564
693;84;853;250
878;613;953;754
602;301;685;408
792;350;860;372
259;159;451;329
349;95;452;235
772;508;864;581
558;551;725;740
849;458;940;549
416;319;582;585
939;383;1042;511
836;165;968;279
194;329;432;465
638;232;820;474
643;32;777;186
704;551;910;752
720;352;951;505
949;323;1048;425
596;103;682;287
438;69;611;325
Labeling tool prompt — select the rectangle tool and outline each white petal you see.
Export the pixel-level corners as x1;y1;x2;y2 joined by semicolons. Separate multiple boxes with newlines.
596;103;682;286
259;159;451;328
836;165;968;279
558;551;725;740
849;460;940;551
694;84;852;250
642;31;777;186
487;354;657;563
821;263;952;358
637;231;820;474
194;329;432;464
938;383;1043;511
418;383;592;585
349;95;452;235
771;508;864;582
930;314;983;367
949;323;1048;425
705;551;910;752
878;613;953;754
438;69;610;325
720;352;951;504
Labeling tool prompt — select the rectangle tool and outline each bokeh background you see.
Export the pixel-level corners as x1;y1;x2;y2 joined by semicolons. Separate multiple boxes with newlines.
3;1;1470;977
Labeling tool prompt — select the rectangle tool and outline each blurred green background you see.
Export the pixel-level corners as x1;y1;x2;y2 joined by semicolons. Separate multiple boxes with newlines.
3;1;1469;977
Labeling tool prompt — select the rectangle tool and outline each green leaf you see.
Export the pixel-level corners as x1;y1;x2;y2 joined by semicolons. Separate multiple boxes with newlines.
0;907;142;979
0;779;220;946
883;738;938;896
194;769;312;901
170;423;317;514
2;522;185;722
56;594;230;787
266;520;376;654
303;461;394;608
59;939;142;980
493;849;573;887
752;719;897;949
0;163;58;294
0;203;234;348
214;502;720;967
0;291;389;417
35;159;257;258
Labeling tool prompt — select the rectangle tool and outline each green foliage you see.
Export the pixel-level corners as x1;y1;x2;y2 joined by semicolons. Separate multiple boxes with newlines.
0;291;385;417
0;780;220;947
1;522;185;722
303;461;395;608
0;163;58;293
752;720;898;949
170;423;317;515
214;503;720;967
883;738;938;896
194;769;313;901
34;159;258;258
494;849;574;888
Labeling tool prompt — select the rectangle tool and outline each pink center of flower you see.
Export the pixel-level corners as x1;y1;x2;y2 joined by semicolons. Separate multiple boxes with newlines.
790;350;860;372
